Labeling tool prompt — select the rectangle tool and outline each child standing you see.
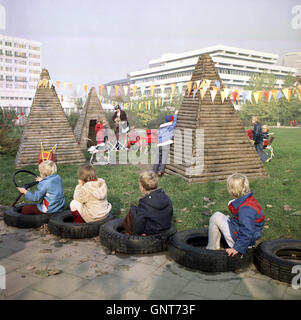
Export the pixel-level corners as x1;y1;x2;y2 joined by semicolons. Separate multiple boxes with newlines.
251;116;269;163
206;173;265;256
70;164;112;223
153;111;178;176
123;171;173;235
95;119;105;145
17;160;65;214
262;125;270;149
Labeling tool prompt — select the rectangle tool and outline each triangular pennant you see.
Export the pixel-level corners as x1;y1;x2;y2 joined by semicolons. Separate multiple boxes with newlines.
69;83;72;90
160;84;166;95
253;91;260;104
123;85;129;96
195;80;201;88
231;90;240;103
264;91;271;103
56;81;60;89
63;82;67;90
215;80;221;89
297;90;301;101
282;88;292;102
210;89;217;102
242;91;248;104
271;89;278;101
132;85;137;96
140;85;145;96
297;85;301;96
193;89;198;98
200;88;207;100
276;91;284;101
150;84;156;96
186;81;193;96
154;99;158;108
205;79;211;88
99;85;104;96
107;85;112;96
115;85;120;96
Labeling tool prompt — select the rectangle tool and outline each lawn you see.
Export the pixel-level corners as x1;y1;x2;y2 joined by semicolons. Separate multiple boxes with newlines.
0;128;300;241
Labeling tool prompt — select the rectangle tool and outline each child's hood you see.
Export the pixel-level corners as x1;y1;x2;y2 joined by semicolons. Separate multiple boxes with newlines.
84;178;107;199
141;189;171;210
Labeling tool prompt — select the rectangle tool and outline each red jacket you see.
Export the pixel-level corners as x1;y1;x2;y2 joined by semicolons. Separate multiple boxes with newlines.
95;123;104;133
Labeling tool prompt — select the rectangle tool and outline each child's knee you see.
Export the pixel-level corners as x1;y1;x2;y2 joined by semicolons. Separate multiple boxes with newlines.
70;200;80;212
210;211;226;225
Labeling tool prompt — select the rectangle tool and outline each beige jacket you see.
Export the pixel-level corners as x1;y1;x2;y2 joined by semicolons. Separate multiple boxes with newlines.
73;178;112;223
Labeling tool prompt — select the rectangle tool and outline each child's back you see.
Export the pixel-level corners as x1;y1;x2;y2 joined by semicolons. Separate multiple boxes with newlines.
130;188;173;235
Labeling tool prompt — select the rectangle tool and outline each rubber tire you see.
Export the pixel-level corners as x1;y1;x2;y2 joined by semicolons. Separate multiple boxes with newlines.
4;204;54;229
167;228;255;272
254;239;301;284
99;218;177;254
48;210;114;239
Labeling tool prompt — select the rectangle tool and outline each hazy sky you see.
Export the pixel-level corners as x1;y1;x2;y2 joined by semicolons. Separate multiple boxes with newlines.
1;0;300;87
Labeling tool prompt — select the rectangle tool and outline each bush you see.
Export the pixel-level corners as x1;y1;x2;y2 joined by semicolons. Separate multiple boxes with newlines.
0;128;20;156
67;112;80;130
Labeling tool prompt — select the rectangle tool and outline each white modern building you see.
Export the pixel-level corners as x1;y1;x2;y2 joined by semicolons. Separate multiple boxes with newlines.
283;52;301;76
130;45;297;96
0;34;42;115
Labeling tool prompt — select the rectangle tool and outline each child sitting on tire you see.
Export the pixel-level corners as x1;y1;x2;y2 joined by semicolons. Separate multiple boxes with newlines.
70;164;112;224
206;173;265;256
122;171;173;235
17;160;65;215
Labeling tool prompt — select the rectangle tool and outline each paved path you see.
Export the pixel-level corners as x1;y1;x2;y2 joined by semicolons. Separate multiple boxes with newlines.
0;209;300;300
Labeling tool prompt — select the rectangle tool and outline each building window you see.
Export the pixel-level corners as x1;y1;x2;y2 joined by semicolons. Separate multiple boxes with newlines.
15;76;27;82
5;67;13;72
5;58;12;63
15;60;27;65
6;75;13;81
14;43;27;49
29;61;40;67
5;41;12;47
29;53;40;59
5;50;12;56
15;68;26;73
6;84;13;88
29;45;40;51
29;69;40;74
15;52;27;58
15;84;27;89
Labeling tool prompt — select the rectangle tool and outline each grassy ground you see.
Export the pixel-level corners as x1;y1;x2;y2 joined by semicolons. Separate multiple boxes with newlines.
0;128;300;241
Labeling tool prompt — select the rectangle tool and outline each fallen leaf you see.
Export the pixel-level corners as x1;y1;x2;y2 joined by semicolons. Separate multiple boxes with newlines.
202;209;212;216
291;211;301;216
181;207;190;213
120;208;125;212
266;217;271;222
284;205;292;212
176;219;183;223
123;192;130;196
203;197;211;202
264;225;269;229
266;204;273;208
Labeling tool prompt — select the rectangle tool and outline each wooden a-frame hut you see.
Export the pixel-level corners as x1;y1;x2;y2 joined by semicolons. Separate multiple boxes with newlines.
16;69;86;168
74;87;109;149
165;54;268;183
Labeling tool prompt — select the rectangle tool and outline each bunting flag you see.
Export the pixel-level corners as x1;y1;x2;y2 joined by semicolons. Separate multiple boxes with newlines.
42;79;48;87
264;91;271;103
298;85;301;96
276;91;284;101
178;82;185;95
171;83;177;96
148;100;151;110
56;81;60;89
253;91;260;104
69;83;72;90
107;85;112;96
297;89;301;101
200;88;207;100
158;98;162;106
282;88;293;102
63;82;67;90
231;90;240;103
140;85;145;96
150;84;156;96
195;80;201;89
193;89;198;98
220;88;230;103
115;85;120;96
271;89;278;101
215;80;221;89
132;85;137;96
160;84;166;95
154;99;158;108
99;85;104;96
77;84;81;92
200;80;207;89
210;89;217;102
84;84;88;94
186;81;193;96
205;79;211;88
123;85;129;96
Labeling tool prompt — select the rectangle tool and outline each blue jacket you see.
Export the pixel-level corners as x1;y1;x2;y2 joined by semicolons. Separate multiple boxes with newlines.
25;174;65;213
130;189;173;235
227;192;265;254
157;114;178;147
252;123;263;144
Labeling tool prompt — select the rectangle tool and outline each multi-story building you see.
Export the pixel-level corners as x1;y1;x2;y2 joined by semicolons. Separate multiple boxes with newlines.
0;34;42;115
129;45;297;97
283;52;301;76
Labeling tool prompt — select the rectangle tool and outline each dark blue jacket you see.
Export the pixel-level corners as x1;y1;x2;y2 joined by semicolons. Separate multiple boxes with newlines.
252;123;263;144
130;189;173;235
228;192;265;254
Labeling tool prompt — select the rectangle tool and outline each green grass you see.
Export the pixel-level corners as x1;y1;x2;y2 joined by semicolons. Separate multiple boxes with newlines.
0;128;301;241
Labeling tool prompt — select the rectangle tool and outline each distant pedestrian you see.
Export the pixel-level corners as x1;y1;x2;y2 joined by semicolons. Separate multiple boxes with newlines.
251;116;269;163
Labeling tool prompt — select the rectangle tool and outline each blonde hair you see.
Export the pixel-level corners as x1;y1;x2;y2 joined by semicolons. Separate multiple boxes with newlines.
39;160;57;178
78;164;97;183
227;173;250;199
139;171;158;191
262;125;270;131
252;116;260;123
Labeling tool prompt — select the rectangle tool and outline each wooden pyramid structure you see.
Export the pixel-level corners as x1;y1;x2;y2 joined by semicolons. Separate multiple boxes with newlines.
16;68;86;168
74;87;109;149
165;54;268;183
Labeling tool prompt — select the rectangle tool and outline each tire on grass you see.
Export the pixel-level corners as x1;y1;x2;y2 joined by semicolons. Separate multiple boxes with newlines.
167;228;255;272
48;210;113;239
4;204;54;229
254;239;301;284
99;218;177;254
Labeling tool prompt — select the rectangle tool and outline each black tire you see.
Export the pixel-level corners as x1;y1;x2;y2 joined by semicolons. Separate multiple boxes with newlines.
167;229;255;272
4;204;54;229
254;239;301;284
48;210;113;239
99;218;177;254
